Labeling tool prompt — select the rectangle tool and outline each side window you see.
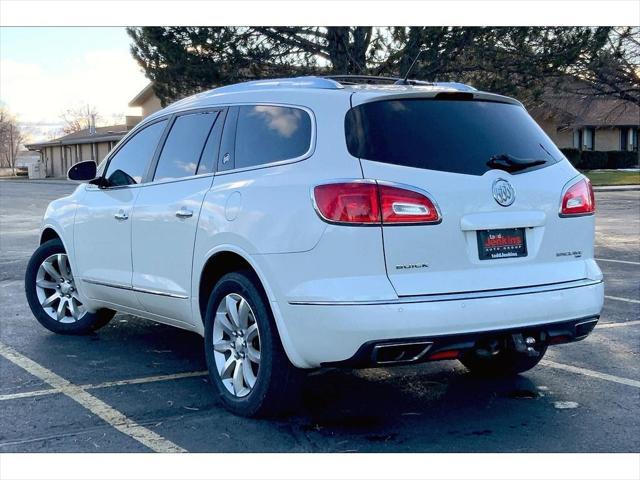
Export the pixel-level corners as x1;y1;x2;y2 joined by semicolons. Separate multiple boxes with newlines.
104;120;167;187
197;110;225;175
153;111;219;182
234;105;312;169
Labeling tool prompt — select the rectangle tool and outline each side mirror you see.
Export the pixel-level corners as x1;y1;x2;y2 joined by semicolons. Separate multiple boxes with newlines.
67;160;97;182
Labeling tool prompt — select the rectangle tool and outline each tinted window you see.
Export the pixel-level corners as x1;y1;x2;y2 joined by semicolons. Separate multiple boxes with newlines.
105;120;167;186
197;111;225;175
154;112;219;181
345;99;562;176
235;105;312;169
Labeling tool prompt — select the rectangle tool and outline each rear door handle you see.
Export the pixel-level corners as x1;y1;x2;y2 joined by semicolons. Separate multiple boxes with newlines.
114;210;128;221
175;208;193;218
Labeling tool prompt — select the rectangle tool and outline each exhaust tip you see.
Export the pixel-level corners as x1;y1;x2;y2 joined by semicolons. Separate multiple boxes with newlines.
372;341;433;365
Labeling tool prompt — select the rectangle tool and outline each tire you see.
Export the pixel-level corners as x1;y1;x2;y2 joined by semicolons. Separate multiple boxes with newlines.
459;345;548;377
204;270;301;417
25;239;115;335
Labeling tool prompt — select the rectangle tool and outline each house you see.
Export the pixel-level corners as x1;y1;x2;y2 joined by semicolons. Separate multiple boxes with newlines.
25;83;164;177
128;82;162;117
25;117;140;178
532;90;639;153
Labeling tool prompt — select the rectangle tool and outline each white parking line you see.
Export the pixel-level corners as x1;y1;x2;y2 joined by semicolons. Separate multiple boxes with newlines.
0;370;208;402
596;257;640;266
0;342;187;453
605;295;640;304
597;320;640;329
541;360;640;389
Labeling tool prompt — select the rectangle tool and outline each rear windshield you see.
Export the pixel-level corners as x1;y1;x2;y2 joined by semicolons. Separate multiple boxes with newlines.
345;99;562;176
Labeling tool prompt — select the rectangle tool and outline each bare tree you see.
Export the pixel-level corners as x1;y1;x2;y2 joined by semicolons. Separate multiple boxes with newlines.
569;26;640;105
0;108;25;175
59;104;100;134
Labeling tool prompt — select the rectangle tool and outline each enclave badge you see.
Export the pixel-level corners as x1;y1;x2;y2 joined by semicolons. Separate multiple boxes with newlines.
492;178;516;207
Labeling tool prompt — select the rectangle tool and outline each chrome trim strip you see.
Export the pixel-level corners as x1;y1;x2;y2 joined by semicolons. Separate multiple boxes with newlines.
81;278;189;299
288;279;603;306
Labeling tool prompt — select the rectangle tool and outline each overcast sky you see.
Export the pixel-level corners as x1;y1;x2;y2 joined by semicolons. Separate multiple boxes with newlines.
0;27;149;142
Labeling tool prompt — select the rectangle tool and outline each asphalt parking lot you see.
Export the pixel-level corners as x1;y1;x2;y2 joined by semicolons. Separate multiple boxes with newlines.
0;180;638;453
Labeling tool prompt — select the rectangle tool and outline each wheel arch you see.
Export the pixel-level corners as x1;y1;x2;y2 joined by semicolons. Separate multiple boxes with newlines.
40;227;62;245
196;246;308;368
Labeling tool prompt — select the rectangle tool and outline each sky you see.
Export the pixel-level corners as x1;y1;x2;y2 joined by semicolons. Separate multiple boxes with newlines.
0;27;149;142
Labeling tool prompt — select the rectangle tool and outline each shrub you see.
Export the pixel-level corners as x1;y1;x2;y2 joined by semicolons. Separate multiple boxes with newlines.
559;148;639;169
605;150;639;169
560;148;581;168
580;151;609;170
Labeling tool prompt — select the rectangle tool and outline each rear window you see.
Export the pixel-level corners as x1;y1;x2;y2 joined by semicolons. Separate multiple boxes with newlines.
345;99;562;176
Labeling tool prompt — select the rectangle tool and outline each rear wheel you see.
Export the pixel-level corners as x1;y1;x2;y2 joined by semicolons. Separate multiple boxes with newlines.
204;270;301;417
459;345;547;377
25;239;114;335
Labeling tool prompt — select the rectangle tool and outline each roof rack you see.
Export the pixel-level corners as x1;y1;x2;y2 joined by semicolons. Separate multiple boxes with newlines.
323;75;407;85
205;75;476;95
323;75;476;91
211;77;344;94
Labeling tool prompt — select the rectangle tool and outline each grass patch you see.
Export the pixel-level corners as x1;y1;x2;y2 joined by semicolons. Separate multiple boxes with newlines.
582;170;640;186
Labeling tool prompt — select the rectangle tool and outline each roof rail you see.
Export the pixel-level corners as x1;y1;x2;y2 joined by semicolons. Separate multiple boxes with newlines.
431;82;477;92
323;75;476;91
212;77;344;94
323;75;402;85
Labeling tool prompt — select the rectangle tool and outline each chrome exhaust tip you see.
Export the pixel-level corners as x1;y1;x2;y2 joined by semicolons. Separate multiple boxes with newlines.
372;341;433;365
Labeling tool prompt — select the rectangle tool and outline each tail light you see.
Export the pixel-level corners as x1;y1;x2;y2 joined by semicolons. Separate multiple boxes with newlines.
313;181;441;225
560;178;595;217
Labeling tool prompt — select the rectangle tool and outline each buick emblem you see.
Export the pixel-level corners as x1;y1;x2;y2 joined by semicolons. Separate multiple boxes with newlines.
492;179;515;207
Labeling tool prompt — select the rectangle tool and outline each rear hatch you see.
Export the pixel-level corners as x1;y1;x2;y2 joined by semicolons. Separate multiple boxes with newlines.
346;92;596;297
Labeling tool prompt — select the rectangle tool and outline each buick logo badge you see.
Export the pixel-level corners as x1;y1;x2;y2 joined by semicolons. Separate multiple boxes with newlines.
492;179;515;207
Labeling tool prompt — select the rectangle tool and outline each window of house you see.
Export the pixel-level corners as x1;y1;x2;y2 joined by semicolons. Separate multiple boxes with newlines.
582;128;595;151
573;129;582;149
234;105;312;169
620;128;629;151
104;119;167;187
153;111;219;181
625;128;639;152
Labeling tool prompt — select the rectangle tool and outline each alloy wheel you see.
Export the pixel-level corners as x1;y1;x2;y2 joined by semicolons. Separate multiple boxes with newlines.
35;253;86;323
212;293;261;397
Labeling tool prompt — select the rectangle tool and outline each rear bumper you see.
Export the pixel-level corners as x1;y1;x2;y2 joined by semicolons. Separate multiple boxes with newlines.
275;280;604;368
323;316;599;368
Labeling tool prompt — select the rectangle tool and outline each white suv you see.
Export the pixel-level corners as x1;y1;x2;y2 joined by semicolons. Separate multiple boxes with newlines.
25;77;604;417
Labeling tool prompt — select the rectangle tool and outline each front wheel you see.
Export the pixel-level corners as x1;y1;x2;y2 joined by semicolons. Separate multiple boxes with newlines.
204;270;301;417
25;239;114;335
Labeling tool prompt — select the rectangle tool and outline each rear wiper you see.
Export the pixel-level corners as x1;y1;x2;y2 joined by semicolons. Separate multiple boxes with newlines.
487;154;548;173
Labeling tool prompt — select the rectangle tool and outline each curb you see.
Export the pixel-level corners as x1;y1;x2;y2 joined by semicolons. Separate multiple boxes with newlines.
593;186;640;192
0;179;73;186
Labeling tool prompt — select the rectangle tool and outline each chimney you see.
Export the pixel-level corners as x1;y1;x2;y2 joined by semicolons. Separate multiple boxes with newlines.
89;113;96;135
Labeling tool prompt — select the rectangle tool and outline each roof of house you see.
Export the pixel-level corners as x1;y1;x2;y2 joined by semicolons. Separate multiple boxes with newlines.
128;83;156;107
26;124;128;150
531;88;640;128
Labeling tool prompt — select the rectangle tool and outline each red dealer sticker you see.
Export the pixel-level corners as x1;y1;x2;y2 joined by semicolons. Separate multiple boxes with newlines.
477;228;527;260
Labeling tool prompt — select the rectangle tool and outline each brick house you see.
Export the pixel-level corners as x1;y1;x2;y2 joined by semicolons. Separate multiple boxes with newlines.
532;90;639;153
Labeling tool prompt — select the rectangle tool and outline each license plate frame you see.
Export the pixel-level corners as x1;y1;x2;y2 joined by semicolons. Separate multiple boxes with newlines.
477;228;527;260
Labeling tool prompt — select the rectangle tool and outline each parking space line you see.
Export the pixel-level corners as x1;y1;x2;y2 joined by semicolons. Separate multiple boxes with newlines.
0;388;55;402
81;370;208;390
0;342;187;453
605;295;640;304
596;257;640;266
597;320;640;329
0;370;208;402
540;360;640;388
